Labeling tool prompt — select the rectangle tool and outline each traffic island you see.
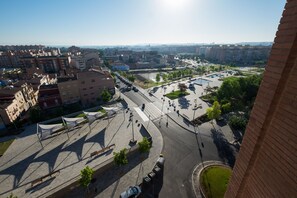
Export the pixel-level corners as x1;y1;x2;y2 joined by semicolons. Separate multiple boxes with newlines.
200;165;231;198
192;161;232;198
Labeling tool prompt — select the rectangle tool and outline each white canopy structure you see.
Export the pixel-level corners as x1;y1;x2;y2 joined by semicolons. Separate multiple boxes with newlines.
62;117;86;129
37;123;64;139
102;106;121;116
83;111;105;123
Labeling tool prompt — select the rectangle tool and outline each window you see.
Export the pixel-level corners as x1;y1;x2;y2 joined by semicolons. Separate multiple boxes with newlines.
91;79;95;82
90;87;93;89
83;88;87;91
84;94;88;96
81;81;85;84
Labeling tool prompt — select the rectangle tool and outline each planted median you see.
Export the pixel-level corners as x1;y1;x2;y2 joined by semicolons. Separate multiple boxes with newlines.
165;90;190;100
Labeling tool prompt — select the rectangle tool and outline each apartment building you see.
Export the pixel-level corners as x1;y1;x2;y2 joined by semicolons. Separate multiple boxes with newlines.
0;82;36;126
20;55;70;73
77;69;115;106
38;84;62;110
57;76;80;105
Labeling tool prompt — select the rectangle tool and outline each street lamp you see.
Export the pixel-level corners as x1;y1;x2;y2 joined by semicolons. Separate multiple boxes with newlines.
129;112;137;145
166;107;169;126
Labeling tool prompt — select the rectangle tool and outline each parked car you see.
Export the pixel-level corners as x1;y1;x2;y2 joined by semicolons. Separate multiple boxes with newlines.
156;154;165;168
189;84;194;88
120;186;141;198
142;103;145;110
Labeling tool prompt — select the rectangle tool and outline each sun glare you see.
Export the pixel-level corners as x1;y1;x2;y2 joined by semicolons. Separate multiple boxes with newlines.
160;0;191;10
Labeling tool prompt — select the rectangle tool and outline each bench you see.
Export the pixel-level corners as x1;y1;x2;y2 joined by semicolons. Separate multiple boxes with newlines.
31;170;60;187
90;144;115;157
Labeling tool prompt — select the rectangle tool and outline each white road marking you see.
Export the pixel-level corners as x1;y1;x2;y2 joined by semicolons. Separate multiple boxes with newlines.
134;107;149;122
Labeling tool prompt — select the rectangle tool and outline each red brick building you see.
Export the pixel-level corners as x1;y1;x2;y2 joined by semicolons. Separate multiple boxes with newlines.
38;84;62;110
225;1;297;197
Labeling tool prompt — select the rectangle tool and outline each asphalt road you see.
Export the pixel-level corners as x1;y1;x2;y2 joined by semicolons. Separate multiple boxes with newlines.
116;76;235;198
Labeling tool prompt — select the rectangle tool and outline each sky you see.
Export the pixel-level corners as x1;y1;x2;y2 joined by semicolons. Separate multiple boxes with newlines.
0;0;286;46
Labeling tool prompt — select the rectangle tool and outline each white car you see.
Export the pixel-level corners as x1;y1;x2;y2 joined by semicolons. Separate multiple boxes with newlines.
120;186;141;198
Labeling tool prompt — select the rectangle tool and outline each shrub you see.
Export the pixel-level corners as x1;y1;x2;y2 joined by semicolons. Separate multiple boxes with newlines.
221;102;231;113
113;148;128;166
228;115;247;131
138;137;151;153
80;166;94;188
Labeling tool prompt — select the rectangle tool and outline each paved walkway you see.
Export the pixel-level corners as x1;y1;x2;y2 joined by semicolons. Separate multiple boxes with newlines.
0;100;163;198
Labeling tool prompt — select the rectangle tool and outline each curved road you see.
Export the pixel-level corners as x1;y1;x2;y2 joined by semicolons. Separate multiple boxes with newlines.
117;77;235;197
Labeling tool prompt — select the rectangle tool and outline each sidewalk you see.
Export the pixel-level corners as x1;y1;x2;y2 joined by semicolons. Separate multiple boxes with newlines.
0;98;163;198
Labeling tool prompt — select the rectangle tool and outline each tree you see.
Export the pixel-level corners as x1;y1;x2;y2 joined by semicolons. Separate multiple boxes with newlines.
29;106;43;123
178;83;187;92
162;73;168;82
127;75;136;82
221;102;231;113
138;137;152;153
114;148;128;166
156;73;161;83
101;89;112;103
80;166;94;189
206;101;221;120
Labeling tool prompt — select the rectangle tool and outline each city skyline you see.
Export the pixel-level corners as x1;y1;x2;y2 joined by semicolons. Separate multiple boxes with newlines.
0;0;286;46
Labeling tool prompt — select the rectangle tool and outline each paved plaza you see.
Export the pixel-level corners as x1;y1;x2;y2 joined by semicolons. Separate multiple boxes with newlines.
149;72;226;120
0;101;162;198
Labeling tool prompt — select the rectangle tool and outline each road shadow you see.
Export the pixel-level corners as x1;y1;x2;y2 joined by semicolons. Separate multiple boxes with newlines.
210;129;236;167
68;150;150;198
177;97;191;109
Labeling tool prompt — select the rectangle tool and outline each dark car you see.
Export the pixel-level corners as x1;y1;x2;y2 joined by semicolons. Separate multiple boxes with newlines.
132;86;138;92
141;104;145;110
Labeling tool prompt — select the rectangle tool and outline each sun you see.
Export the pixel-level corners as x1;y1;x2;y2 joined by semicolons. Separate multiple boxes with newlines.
160;0;190;10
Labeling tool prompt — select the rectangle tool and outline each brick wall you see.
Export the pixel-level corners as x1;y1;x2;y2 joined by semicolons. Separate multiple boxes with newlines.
225;1;297;197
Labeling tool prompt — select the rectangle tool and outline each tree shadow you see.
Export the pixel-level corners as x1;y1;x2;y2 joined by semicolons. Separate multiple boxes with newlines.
210;129;236;167
177;97;191;109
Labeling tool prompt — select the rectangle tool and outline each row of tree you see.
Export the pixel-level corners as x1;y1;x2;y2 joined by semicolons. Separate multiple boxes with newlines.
79;137;151;190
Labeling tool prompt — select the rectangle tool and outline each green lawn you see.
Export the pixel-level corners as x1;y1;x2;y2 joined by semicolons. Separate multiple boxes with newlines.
0;139;14;156
165;90;190;100
200;166;232;198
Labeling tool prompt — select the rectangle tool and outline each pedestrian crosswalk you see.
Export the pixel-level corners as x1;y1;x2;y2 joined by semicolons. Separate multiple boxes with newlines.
142;102;164;121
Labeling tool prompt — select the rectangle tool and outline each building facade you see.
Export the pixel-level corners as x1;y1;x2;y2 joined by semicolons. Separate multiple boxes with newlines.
77;69;115;106
225;1;297;197
57;76;80;105
38;84;62;110
0;83;36;126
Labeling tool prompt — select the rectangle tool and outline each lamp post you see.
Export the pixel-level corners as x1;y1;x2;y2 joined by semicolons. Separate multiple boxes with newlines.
160;97;165;117
129;112;136;144
166;107;169;126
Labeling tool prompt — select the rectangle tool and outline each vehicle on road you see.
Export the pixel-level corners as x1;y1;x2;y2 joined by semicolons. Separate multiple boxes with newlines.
132;86;138;92
126;86;132;91
141;103;145;110
120;186;141;198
